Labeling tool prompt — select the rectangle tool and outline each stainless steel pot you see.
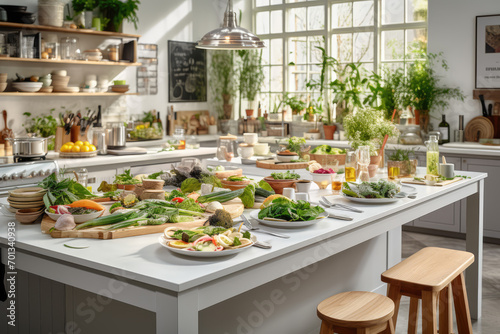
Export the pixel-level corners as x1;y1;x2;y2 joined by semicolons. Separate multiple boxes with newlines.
7;136;50;156
106;122;126;149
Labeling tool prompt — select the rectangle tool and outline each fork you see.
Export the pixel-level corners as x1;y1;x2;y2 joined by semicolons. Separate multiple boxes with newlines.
318;200;354;221
321;196;364;213
240;215;290;239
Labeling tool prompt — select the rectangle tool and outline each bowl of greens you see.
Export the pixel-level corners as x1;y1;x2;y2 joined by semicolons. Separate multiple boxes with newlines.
341;180;404;203
264;171;301;194
310;145;346;166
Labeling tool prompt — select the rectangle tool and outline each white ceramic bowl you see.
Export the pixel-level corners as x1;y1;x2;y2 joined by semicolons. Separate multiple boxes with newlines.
276;153;299;162
52;70;67;76
309;171;334;189
45;210;104;224
12;82;43;92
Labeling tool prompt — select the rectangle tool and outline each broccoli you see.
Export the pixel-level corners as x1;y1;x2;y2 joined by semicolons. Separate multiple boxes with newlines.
206;209;233;229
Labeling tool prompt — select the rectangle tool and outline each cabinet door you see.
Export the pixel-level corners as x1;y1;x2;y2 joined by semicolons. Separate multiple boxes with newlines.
412;155;462;232
462;157;500;238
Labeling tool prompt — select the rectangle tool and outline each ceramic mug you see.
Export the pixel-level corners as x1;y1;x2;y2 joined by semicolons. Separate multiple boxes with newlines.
237;145;254;159
243;133;258;145
253;143;269;156
296;180;312;193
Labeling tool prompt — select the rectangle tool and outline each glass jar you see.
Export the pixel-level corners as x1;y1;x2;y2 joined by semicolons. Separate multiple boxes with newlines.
42;42;59;59
107;44;120;62
345;150;357;182
217;135;237;161
425;135;439;176
357;146;370;182
186;136;200;149
60;37;80;60
77;168;88;188
173;127;185;150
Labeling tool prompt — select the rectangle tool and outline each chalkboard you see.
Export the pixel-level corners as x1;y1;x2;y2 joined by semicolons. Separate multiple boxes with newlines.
168;40;207;102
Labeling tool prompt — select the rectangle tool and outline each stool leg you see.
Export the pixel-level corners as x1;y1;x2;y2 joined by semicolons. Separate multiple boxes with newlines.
421;290;438;334
386;284;402;330
451;272;473;334
439;284;453;334
320;321;333;334
383;318;395;334
408;297;419;334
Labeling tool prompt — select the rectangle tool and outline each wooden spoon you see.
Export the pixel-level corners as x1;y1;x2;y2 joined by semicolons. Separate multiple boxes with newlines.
0;110;13;144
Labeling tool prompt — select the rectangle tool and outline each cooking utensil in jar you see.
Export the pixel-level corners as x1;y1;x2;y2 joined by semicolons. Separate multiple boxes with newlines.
0;110;13;144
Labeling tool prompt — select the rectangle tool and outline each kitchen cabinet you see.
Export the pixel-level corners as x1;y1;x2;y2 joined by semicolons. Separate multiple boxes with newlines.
461;157;500;239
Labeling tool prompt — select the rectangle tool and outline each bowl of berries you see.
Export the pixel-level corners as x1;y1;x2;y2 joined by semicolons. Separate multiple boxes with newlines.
310;168;336;189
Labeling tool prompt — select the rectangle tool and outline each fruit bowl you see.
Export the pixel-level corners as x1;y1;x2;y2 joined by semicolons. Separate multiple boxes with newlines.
12;82;43;92
309;172;334;189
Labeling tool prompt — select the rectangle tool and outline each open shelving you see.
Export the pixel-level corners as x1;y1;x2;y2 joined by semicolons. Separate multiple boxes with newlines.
0;92;138;97
0;57;141;67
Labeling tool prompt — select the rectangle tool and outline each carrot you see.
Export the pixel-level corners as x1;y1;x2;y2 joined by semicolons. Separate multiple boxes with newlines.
69;199;105;211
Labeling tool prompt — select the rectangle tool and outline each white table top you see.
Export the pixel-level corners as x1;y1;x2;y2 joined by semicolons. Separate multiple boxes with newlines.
0;170;487;292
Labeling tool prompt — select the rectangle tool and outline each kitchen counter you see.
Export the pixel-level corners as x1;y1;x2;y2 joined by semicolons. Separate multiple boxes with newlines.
0;170;486;333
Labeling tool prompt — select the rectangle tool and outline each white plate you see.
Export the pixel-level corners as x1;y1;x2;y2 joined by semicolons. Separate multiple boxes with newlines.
45;209;104;223
341;185;417;204
249;209;327;228
158;235;254;258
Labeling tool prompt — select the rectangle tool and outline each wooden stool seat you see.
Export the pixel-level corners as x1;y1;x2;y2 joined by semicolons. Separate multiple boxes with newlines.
381;247;474;334
317;291;395;333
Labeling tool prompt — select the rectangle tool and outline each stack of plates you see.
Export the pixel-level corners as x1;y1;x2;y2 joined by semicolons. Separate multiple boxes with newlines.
7;187;47;212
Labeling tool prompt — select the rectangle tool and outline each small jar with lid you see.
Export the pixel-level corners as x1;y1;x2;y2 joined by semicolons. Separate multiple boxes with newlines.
217;134;237;161
106;44;120;62
173;127;185;150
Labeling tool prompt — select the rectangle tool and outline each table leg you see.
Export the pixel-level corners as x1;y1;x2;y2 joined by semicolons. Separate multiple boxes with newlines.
465;179;483;320
156;289;198;334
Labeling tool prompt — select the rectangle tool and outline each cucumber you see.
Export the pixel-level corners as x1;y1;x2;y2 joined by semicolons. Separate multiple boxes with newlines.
255;187;274;198
197;189;244;203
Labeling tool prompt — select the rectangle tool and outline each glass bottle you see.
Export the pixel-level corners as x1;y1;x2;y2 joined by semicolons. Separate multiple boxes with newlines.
357;146;370;182
345;150;357;182
438;114;450;144
77;168;88;188
425;135;439;176
173;127;185;150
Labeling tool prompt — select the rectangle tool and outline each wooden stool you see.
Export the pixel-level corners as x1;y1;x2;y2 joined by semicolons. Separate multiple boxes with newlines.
317;291;395;334
381;247;474;334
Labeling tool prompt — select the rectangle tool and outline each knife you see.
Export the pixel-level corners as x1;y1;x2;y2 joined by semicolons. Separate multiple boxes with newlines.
479;95;488;117
488;104;493;116
327;213;353;221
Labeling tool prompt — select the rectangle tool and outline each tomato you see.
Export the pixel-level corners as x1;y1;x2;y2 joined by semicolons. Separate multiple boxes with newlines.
171;197;185;203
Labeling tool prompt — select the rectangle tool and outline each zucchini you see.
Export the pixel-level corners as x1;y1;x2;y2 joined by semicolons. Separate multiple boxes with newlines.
255;187;274;198
197;189;244;203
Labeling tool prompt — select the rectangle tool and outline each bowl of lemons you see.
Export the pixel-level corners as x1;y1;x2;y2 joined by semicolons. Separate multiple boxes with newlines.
59;141;98;158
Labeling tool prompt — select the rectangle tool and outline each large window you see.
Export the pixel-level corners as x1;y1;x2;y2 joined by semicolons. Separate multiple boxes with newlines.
254;0;427;112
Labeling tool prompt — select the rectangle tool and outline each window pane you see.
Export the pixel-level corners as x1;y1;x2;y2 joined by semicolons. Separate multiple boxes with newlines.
270;66;283;91
332;3;352;28
270;10;283;33
287;0;306;2
288;37;307;64
332;34;353;62
353;1;374;27
288;68;307;92
256;0;269;7
256;11;270;34
271;0;283;4
382;30;404;60
287;7;306;32
308;6;325;31
261;39;270;65
353;32;373;62
262;67;270;92
382;0;404;25
407;0;427;23
270;39;283;65
406;28;427;57
308;36;324;63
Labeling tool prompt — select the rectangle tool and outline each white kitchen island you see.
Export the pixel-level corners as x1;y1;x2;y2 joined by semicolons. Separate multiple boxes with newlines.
0;171;486;334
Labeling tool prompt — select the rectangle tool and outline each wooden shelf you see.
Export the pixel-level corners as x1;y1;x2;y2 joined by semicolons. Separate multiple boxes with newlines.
473;89;500;101
0;22;140;39
0;57;141;67
0;92;138;97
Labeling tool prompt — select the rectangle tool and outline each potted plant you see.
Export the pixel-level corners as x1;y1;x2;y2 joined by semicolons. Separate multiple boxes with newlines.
269;96;285;121
98;0;140;32
387;148;418;179
366;67;406;123
284;93;307;116
343;108;399;165
237;49;265;119
209;50;237;120
404;52;464;133
71;0;98;28
114;169;141;190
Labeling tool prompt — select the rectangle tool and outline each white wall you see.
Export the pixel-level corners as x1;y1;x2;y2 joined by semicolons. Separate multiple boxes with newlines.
0;0;249;135
428;0;500;133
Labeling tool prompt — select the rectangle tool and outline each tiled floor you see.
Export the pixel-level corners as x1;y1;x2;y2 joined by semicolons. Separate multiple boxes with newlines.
397;231;500;334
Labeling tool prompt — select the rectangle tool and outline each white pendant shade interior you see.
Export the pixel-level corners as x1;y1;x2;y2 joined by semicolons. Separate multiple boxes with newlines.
196;0;265;50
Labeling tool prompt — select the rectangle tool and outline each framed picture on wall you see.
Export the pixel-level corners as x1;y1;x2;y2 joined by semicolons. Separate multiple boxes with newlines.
168;40;207;102
476;14;500;88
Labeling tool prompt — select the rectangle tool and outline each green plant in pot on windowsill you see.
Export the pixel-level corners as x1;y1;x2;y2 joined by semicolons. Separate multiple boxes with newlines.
366;67;406;124
343;108;399;169
269;96;285;121
404;52;464;133
283;93;307;118
237;49;265;119
387;148;418;179
209;50;237;120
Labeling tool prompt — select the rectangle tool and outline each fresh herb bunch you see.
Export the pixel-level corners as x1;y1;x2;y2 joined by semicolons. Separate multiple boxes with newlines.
39;173;94;208
287;136;306;154
388;148;415;162
22;111;58;138
113;169;141;185
258;197;325;221
271;171;300;180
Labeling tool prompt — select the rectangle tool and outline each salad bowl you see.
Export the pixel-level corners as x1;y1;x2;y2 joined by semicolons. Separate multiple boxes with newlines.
249;210;327;228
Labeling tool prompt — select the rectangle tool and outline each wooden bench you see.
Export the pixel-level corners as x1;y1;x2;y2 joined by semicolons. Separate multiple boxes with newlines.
381;247;474;334
317;291;395;334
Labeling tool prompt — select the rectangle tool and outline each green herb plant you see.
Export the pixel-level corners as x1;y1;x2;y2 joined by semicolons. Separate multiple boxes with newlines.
286;136;306;154
98;0;141;31
209;50;237;119
113;169;141;185
22;110;58;150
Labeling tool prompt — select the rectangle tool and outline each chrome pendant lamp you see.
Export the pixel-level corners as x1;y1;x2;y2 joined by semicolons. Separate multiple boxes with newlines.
196;0;265;50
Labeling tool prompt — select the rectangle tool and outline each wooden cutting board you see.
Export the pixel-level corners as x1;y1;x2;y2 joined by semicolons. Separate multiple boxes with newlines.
40;201;245;239
401;177;463;187
464;116;494;142
256;159;309;170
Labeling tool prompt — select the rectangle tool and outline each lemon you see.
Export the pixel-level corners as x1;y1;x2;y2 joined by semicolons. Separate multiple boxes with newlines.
260;194;288;209
64;141;74;147
81;145;90;152
71;145;81;153
83;141;91;146
74;141;84;147
89;145;97;152
60;145;68;153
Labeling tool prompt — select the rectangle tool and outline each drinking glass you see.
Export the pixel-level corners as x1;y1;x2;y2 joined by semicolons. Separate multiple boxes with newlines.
357;146;370;182
345;150;357;182
331;172;343;193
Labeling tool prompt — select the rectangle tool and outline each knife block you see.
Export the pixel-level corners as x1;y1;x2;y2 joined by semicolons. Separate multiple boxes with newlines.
486;116;500;138
55;127;71;152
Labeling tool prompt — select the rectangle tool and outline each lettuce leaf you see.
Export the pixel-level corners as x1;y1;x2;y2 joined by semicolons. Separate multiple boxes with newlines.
180;178;201;193
258;179;274;192
239;184;255;208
